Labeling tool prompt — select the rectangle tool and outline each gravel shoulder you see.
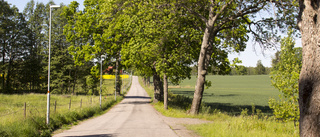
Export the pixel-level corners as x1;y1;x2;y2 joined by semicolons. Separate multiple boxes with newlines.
156;111;212;137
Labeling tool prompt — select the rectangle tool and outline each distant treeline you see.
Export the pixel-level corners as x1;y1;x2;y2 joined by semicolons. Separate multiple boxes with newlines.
229;66;271;75
191;60;271;75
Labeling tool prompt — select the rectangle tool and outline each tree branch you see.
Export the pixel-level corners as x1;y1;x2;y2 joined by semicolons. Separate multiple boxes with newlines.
181;4;207;23
210;0;235;27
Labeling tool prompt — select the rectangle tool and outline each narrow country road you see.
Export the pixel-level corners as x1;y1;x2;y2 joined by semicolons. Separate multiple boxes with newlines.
53;76;178;137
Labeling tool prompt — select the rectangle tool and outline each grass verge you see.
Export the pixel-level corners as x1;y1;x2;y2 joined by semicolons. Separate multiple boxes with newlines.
0;77;131;137
0;96;122;137
139;77;299;137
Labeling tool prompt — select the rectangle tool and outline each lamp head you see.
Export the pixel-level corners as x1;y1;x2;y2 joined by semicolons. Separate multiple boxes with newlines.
50;5;60;8
101;55;106;60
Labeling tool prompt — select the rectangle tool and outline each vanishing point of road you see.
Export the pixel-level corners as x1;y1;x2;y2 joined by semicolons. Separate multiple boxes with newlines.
54;76;178;137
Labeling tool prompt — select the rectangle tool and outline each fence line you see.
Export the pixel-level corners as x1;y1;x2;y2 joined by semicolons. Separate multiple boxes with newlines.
0;97;101;120
0;109;23;117
0;78;132;123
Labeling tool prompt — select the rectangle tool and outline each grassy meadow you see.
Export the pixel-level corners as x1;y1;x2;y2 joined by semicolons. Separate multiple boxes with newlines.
0;94;101;125
0;77;130;125
169;75;279;115
139;76;298;137
0;76;131;136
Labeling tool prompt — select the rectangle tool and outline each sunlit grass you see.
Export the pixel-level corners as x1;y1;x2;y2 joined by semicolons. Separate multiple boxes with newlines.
187;116;298;137
169;75;279;115
139;76;299;137
0;94;102;125
0;95;123;136
0;76;132;136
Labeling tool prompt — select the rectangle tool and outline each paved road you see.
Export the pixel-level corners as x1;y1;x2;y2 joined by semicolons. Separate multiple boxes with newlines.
54;76;178;137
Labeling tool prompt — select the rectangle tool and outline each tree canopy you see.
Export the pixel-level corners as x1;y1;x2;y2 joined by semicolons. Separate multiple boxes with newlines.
2;0;299;115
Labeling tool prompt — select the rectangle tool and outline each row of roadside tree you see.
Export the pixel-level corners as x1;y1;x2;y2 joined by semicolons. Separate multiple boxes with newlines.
2;0;300;117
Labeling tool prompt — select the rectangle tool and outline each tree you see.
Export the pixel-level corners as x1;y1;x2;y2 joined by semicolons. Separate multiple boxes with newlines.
247;67;256;75
269;31;301;125
230;59;247;75
271;51;280;68
0;0;15;92
179;0;297;114
63;0;124;95
0;1;32;92
40;2;73;94
22;0;47;92
120;1;201;105
255;60;266;75
235;65;248;75
298;0;320;136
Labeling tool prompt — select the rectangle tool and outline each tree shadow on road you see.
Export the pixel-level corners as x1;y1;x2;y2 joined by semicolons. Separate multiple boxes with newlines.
121;96;151;105
65;134;113;137
124;96;151;99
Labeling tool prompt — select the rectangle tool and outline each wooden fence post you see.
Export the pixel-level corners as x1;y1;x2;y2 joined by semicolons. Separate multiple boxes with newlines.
69;98;71;110
24;102;26;119
54;101;57;113
80;99;82;109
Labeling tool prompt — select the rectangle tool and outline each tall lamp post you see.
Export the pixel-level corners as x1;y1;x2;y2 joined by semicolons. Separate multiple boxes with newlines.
100;55;106;109
47;5;60;125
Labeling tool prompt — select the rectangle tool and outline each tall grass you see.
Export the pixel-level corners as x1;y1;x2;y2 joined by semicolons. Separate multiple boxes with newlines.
187;115;298;137
0;76;131;136
0;96;122;137
0;94;100;125
139;77;299;137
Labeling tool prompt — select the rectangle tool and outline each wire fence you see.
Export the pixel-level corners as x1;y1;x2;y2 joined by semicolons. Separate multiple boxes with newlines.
0;96;103;125
0;75;133;125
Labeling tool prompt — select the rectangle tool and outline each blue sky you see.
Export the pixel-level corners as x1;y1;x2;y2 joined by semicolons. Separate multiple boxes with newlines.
8;0;302;67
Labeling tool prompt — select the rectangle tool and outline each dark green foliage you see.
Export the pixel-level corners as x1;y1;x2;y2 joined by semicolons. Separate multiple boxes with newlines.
0;0;97;94
229;66;271;75
255;60;266;75
0;0;33;93
168;92;192;110
230;65;248;75
21;0;47;92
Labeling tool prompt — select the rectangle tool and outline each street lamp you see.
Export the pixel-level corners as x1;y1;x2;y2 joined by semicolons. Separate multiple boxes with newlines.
100;55;106;109
47;4;60;125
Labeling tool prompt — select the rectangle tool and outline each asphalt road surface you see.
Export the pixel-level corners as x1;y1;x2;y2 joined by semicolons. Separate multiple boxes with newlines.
54;76;178;137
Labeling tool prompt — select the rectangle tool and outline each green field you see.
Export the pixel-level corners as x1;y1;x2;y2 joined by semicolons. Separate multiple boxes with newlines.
0;77;131;136
0;94;101;125
0;77;131;126
170;75;279;115
140;77;298;137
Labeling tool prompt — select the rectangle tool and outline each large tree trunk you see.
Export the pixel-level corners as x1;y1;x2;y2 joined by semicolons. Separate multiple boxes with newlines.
115;56;121;95
153;70;163;102
146;77;150;86
2;48;4;92
163;73;168;110
189;9;215;115
298;0;320;136
143;76;146;86
5;59;13;92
